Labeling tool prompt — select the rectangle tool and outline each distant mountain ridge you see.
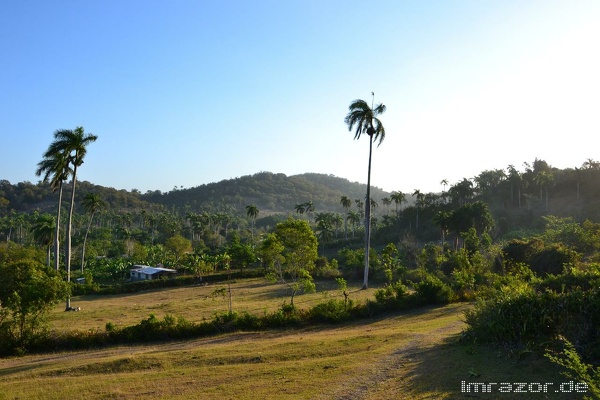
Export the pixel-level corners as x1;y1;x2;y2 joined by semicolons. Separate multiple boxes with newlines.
141;172;392;214
0;172;392;216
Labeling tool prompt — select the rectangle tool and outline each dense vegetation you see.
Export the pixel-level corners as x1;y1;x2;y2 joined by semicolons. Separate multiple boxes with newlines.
2;156;600;392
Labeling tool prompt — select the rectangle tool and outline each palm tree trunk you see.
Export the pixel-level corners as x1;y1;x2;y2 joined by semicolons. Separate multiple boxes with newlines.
65;165;78;311
81;211;95;273
54;181;63;272
344;216;348;241
362;135;373;290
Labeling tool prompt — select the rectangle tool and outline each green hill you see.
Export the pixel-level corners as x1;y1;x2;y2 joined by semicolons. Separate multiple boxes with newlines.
0;172;391;216
141;172;391;215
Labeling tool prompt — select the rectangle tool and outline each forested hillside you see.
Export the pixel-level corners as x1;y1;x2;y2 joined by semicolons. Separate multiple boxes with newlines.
0;172;391;216
141;172;391;215
0;179;162;214
2;159;600;241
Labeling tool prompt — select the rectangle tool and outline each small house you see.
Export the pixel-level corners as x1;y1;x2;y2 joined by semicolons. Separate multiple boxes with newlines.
129;265;177;281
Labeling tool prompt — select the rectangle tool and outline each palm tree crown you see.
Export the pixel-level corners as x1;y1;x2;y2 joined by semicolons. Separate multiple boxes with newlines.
35;151;72;192
246;204;259;220
344;99;387;146
46;127;98;167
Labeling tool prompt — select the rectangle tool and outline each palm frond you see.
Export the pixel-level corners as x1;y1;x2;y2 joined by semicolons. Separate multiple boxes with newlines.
344;98;386;143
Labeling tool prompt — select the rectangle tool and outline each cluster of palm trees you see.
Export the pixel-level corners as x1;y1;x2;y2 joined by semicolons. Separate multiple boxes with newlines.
184;211;237;245
294;201;315;219
314;212;343;251
35;127;98;310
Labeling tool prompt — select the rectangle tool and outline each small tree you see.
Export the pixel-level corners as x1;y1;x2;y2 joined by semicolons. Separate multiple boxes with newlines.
227;234;257;272
270;219;319;306
336;277;350;308
164;234;192;263
259;233;285;275
0;244;68;353
182;254;212;282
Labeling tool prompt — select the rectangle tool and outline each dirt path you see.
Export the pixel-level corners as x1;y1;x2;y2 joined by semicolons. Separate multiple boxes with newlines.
318;308;467;400
0;304;470;399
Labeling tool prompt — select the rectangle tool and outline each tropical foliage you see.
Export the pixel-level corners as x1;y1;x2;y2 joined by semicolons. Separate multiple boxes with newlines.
2;148;600;382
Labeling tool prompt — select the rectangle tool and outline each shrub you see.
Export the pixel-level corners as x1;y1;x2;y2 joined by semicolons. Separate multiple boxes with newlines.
314;258;341;279
546;336;600;399
0;246;68;356
412;273;455;305
262;303;305;328
465;280;600;360
309;299;352;323
374;281;409;310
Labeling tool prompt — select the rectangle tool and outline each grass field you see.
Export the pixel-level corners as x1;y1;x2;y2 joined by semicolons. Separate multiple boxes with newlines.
45;278;377;332
0;279;585;399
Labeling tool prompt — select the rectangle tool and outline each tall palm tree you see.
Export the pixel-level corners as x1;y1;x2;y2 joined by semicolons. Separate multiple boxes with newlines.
354;199;364;218
45;127;98;310
440;179;449;204
534;171;554;212
432;211;451;247
304;200;315;222
294;203;305;218
245;204;259;242
315;212;334;253
382;197;391;214
347;211;361;239
36;147;72;272
81;193;105;273
390;191;406;217
345;95;386;289
340;195;352;240
412;189;424;230
31;213;56;267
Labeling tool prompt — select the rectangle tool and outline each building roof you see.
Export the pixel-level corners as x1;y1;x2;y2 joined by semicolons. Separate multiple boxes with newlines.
130;265;177;275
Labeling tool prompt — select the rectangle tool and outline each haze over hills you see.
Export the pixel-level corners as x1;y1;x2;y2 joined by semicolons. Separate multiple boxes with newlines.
0;172;393;216
142;172;393;215
3;160;600;227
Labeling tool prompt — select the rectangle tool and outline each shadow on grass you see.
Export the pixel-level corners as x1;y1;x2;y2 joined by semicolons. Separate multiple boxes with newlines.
404;333;586;399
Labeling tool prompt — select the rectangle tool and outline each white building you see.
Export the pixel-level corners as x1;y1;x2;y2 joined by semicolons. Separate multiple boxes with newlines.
129;265;177;281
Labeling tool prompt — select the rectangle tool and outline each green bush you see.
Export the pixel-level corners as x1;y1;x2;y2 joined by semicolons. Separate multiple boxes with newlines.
412;273;455;305
546;336;600;399
465;280;600;360
374;281;409;310
262;303;304;328
309;299;352;323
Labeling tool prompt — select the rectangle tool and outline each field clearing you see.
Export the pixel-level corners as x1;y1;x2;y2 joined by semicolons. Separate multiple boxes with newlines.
46;278;378;333
0;280;583;399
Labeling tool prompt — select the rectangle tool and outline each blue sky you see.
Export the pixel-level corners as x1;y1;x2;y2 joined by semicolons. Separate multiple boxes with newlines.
1;1;599;194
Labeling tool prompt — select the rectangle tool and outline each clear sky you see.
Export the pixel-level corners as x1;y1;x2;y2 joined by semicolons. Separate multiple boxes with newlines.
1;1;599;194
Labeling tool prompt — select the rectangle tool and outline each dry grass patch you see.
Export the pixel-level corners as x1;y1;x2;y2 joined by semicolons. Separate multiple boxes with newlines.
1;304;460;399
46;278;376;333
1;283;584;399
